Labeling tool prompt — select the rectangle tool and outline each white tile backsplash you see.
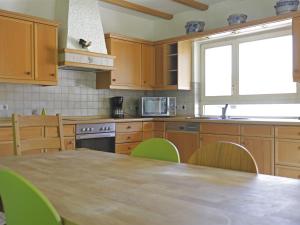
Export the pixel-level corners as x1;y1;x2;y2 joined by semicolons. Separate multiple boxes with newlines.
0;70;145;117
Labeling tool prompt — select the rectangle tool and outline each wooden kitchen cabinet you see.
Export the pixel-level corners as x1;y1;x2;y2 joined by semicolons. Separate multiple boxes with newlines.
241;137;274;175
0;16;34;81
142;122;165;140
97;35;142;89
240;125;274;175
275;126;300;178
0;10;58;85
154;41;192;90
142;44;155;89
34;23;57;83
115;122;143;155
166;131;199;163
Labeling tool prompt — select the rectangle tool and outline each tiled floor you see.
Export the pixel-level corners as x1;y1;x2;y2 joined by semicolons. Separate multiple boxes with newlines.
0;212;5;225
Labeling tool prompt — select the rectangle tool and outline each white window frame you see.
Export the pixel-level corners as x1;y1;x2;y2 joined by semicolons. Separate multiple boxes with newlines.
199;28;300;113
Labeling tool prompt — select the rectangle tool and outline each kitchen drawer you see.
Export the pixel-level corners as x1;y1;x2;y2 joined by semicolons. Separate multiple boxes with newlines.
0;126;43;141
143;122;154;132
275;140;300;167
46;125;75;138
116;132;143;144
63;125;76;137
275;165;300;179
200;123;240;135
143;131;154;140
0;141;14;157
200;134;240;146
275;126;300;139
154;122;164;131
115;142;140;155
116;122;142;133
241;125;274;137
64;137;75;150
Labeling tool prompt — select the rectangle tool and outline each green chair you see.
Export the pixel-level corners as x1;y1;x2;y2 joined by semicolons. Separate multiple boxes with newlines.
0;169;62;225
131;138;180;163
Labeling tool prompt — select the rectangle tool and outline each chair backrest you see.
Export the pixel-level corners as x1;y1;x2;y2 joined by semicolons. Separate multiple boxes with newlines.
0;169;62;225
12;114;65;156
188;142;258;173
131;138;180;163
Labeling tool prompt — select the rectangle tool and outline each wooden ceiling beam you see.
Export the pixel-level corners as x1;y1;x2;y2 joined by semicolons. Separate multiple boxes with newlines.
172;0;209;11
99;0;174;20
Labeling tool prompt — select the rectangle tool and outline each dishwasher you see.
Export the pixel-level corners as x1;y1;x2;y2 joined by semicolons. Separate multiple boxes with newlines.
165;122;200;163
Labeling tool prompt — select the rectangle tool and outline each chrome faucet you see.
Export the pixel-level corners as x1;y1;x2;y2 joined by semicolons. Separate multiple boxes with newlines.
221;104;229;119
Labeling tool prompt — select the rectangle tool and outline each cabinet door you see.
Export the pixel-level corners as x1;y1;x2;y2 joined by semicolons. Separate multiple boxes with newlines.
111;39;141;87
142;44;155;88
178;40;192;90
35;23;57;82
241;137;274;175
166;131;199;163
0;16;33;80
293;16;300;82
155;44;166;87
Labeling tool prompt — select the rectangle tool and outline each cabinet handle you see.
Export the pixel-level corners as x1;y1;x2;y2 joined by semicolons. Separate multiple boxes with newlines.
127;126;131;129
128;147;131;150
25;72;31;75
127;136;131;139
112;79;116;82
50;73;55;77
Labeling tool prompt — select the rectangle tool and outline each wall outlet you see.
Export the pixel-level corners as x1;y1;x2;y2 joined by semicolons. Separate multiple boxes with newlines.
0;104;8;111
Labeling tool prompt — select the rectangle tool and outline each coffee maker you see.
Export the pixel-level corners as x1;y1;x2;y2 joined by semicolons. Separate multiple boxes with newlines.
110;96;124;118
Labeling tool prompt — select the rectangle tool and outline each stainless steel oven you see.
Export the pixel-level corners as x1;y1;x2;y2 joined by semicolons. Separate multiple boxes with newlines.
76;123;115;153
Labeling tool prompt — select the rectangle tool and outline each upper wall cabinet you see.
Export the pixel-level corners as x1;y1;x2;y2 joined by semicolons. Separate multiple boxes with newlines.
97;33;192;90
154;41;192;90
97;34;156;90
0;9;58;86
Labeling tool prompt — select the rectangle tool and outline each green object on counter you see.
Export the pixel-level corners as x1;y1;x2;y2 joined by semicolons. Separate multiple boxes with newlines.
0;169;62;225
41;108;46;115
131;138;180;163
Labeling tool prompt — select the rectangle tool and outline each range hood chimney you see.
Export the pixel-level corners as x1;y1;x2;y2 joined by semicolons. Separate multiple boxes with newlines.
55;0;114;71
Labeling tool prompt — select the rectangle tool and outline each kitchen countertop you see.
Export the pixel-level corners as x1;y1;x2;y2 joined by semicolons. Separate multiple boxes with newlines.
1;116;300;127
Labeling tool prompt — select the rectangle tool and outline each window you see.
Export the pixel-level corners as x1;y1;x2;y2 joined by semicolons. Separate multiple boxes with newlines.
199;28;299;117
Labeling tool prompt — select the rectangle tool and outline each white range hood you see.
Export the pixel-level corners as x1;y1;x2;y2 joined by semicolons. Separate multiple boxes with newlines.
55;0;114;71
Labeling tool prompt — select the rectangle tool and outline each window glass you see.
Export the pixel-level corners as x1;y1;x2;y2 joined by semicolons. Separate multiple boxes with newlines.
203;104;300;117
205;45;232;96
239;35;296;95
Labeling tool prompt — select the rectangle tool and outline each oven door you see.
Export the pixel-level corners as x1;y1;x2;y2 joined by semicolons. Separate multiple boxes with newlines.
76;133;115;153
142;97;168;116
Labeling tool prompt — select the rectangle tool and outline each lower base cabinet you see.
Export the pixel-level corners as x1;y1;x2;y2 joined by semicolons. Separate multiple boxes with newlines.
275;165;300;179
166;131;199;163
241;137;274;175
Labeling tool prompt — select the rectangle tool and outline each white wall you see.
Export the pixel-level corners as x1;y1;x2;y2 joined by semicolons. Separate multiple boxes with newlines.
153;0;279;40
0;0;155;40
98;5;155;40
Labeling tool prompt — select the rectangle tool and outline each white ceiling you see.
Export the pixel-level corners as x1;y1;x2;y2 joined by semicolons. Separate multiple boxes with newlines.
98;0;229;20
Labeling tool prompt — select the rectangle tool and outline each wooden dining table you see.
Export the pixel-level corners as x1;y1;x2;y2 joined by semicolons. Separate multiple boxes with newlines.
0;149;299;225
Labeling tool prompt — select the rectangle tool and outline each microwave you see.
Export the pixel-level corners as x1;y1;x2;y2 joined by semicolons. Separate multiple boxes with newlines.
139;97;176;117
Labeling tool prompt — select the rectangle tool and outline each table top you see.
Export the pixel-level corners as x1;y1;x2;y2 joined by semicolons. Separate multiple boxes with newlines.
0;150;300;225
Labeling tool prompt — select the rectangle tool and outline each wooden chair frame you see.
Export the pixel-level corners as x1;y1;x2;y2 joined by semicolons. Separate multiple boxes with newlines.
188;141;258;173
12;114;65;156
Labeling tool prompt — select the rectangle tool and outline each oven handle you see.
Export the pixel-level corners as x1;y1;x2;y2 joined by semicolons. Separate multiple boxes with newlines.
76;132;115;140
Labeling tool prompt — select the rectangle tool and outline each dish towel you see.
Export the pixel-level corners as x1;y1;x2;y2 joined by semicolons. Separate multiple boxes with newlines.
0;212;5;225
